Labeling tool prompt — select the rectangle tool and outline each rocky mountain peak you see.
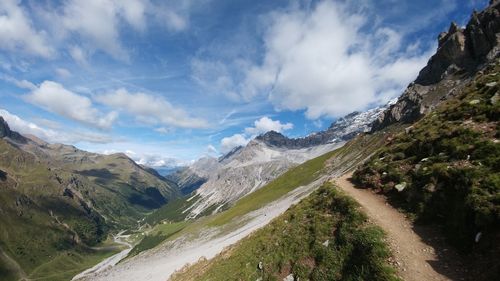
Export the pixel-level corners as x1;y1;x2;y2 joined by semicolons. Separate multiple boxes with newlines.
372;2;500;131
416;2;499;85
0;117;11;138
0;116;27;143
255;131;288;146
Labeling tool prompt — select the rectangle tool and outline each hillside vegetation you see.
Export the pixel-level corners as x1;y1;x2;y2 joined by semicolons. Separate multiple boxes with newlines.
171;182;399;281
0;123;179;280
353;62;500;279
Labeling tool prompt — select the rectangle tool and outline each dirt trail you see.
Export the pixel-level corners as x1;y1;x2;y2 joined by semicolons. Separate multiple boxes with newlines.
334;173;467;281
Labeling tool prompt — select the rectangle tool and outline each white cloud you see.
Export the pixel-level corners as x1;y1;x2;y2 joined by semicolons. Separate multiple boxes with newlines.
198;0;432;119
1;75;36;90
0;108;113;144
248;1;433;118
0;0;54;58
206;144;218;155
244;116;293;135
154;127;172;134
220;133;249;154
96;88;208;129
68;45;88;66
51;0;203;61
0;0;198;62
57;0;136;61
25;81;118;129
55;67;72;78
102;149;187;167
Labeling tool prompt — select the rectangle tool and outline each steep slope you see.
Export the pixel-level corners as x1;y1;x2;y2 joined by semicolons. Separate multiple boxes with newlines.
0;118;179;280
339;3;500;280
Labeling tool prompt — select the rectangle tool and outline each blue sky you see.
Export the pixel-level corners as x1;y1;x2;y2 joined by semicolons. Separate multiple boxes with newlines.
0;0;488;166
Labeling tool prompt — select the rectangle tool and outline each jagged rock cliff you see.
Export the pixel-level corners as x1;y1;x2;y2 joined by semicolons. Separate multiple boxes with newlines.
0;117;27;142
372;1;500;131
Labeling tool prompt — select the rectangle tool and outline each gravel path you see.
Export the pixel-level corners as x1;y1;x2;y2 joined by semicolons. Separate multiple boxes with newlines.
334;173;467;281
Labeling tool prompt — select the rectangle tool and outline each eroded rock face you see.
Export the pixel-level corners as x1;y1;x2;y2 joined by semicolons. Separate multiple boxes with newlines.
0;116;27;143
0;117;11;138
417;3;500;85
372;2;500;131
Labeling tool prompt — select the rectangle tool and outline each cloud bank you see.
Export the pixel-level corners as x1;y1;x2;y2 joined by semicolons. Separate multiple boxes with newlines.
25;81;118;129
194;0;433;119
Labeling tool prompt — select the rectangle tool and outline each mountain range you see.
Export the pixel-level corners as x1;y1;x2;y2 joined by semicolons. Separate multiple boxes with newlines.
166;104;392;219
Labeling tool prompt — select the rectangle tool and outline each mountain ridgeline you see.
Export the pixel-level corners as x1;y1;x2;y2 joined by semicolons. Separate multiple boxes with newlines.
0;118;179;280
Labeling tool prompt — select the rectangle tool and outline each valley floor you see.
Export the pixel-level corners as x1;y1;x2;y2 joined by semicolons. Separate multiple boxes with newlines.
72;231;132;280
334;173;467;281
77;176;325;281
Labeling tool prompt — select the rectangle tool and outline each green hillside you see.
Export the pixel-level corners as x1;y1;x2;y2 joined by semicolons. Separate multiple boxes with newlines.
0;127;179;280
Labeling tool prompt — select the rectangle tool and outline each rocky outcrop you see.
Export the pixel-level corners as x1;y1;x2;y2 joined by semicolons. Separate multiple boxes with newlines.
0;116;27;143
417;2;500;85
372;2;500;131
0;117;11;138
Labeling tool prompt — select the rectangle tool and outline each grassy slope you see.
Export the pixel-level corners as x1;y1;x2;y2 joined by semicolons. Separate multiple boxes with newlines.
0;140;110;278
171;183;399;281
353;63;500;280
27;244;121;281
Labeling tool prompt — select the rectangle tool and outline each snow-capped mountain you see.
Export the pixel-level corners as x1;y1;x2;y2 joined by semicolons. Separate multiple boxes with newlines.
256;100;396;149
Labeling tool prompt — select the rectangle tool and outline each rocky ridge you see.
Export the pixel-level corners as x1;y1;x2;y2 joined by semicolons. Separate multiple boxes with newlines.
372;1;500;131
257;103;393;149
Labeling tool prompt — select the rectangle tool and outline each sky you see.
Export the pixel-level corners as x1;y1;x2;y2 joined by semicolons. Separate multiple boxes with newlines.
0;0;489;167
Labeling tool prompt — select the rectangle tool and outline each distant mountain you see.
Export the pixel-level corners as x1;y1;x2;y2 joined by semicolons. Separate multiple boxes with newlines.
183;139;344;219
256;103;393;149
0;117;179;279
168;103;392;219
